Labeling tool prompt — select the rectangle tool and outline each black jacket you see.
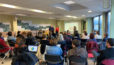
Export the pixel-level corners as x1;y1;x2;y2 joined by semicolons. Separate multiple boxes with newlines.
97;48;114;65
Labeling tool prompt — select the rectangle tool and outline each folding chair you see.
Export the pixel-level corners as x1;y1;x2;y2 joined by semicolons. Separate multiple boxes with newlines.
0;49;11;64
45;54;63;65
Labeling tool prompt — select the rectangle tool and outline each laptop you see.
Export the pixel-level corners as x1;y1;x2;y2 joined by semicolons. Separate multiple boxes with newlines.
28;45;38;52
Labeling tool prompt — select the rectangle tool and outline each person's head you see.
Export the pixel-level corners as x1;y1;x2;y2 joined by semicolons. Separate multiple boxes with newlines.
0;32;2;37
74;26;77;31
104;33;108;38
72;40;81;48
21;32;27;37
8;31;12;36
84;31;88;36
27;32;33;38
49;38;58;46
17;31;21;35
96;31;100;35
16;35;26;48
90;33;95;39
106;38;114;48
42;34;47;39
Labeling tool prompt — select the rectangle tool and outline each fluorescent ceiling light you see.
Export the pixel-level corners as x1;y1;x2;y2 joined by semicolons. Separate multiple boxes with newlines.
88;10;92;13
56;7;66;10
82;15;85;17
64;1;75;5
16;14;26;16
31;9;46;13
0;3;52;14
0;3;17;8
65;15;77;18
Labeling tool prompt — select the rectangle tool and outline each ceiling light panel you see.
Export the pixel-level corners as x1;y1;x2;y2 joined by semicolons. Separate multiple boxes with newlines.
0;3;52;14
64;1;75;5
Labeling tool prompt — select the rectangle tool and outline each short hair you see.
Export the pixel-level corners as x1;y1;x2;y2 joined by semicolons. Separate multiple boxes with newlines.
84;31;88;36
17;31;21;34
96;31;100;35
8;31;12;36
0;32;2;37
72;40;81;47
107;38;114;46
49;38;58;46
16;35;26;46
90;33;95;39
42;34;46;39
27;32;32;37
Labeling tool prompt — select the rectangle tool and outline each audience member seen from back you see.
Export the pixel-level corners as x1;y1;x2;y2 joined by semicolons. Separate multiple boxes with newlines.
95;31;102;39
103;33;108;42
16;31;21;37
86;33;98;57
21;32;27;38
12;35;38;65
73;30;80;40
0;35;10;53
0;32;4;40
7;31;16;42
68;40;88;65
82;31;89;39
97;38;114;65
25;32;37;46
36;34;49;63
45;37;63;65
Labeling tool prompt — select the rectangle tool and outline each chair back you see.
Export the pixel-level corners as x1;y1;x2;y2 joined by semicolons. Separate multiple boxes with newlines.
45;54;63;64
102;58;114;65
8;40;15;46
69;55;87;63
86;41;98;53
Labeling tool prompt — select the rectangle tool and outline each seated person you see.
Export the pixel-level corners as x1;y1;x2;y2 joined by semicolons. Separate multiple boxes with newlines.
86;33;98;54
68;40;88;65
25;32;38;46
12;35;38;65
37;37;63;65
46;37;63;65
40;34;49;54
97;38;114;65
7;31;16;42
0;32;4;40
0;38;10;53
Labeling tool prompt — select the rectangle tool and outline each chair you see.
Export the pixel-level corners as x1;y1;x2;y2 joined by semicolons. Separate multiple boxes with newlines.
92;51;100;65
45;54;63;65
101;57;114;65
8;40;15;47
0;48;11;64
81;39;87;48
69;55;87;65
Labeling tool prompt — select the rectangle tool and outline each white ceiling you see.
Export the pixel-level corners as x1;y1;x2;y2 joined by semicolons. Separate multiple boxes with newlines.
0;0;111;20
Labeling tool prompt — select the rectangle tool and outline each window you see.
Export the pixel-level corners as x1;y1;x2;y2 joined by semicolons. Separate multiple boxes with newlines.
93;15;103;35
107;12;111;37
100;15;103;35
93;16;99;31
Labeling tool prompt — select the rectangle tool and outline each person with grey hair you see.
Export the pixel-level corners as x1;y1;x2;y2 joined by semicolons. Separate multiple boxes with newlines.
68;40;88;65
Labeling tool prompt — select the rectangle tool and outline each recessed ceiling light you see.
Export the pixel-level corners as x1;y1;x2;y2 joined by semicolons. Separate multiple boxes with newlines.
88;10;92;13
64;1;75;5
